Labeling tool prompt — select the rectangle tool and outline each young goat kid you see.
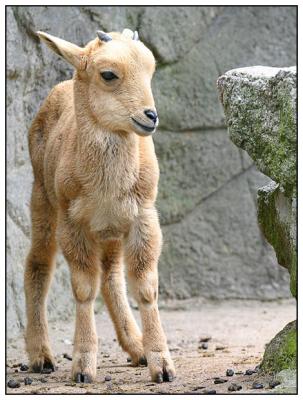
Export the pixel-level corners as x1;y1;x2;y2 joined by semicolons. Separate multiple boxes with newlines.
25;28;176;384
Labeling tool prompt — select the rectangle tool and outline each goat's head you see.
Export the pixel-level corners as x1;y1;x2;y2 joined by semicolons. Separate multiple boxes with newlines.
37;29;158;137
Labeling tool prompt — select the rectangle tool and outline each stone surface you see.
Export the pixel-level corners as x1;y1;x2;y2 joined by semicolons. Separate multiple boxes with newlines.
217;66;296;196
271;369;297;394
258;183;297;297
159;169;289;299
7;6;296;333
261;321;297;374
218;65;297;295
154;129;243;225
218;66;297;373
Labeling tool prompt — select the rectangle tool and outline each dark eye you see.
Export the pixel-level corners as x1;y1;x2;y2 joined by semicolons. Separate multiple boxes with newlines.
101;71;118;81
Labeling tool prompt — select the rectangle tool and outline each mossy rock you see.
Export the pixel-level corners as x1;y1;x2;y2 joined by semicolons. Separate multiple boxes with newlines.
218;66;297;298
258;182;297;297
261;320;297;373
218;66;297;198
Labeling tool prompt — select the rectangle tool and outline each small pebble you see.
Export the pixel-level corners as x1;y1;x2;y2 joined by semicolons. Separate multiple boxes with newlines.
192;385;206;391
199;343;208;350
228;383;242;392
269;380;280;389
103;354;110;358
252;382;264;389
199;336;211;343
14;369;18;373
20;363;29;371
203;389;216;394
40;378;48;383
215;345;226;350
63;353;72;361
7;380;21;389
214;378;228;384
104;375;112;382
226;369;234;376
24;377;33;385
245;369;255;375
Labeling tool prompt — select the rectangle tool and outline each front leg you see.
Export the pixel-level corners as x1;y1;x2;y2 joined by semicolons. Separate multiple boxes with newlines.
59;215;100;383
125;207;176;383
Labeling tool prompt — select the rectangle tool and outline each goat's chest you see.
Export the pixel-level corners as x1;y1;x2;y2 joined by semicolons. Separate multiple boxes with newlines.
70;134;140;239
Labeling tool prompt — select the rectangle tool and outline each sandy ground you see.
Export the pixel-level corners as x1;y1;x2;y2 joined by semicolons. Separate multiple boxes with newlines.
6;298;296;394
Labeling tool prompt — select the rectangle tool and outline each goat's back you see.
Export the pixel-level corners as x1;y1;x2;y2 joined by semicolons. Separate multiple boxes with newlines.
28;80;74;183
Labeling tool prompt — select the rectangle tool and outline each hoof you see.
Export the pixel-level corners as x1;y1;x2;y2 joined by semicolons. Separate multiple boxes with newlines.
154;369;175;383
139;356;148;366
75;373;93;384
31;358;55;373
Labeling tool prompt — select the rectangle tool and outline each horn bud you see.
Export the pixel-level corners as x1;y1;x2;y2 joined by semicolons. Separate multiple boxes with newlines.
97;30;112;43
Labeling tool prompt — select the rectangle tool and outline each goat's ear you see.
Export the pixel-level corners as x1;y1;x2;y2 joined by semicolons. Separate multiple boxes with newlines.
37;31;86;70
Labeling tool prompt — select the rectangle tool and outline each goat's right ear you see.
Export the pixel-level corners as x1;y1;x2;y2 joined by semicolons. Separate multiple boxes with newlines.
37;31;87;71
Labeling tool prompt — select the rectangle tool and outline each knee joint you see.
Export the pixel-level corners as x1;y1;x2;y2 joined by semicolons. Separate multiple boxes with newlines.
71;271;99;303
138;285;157;305
129;273;158;306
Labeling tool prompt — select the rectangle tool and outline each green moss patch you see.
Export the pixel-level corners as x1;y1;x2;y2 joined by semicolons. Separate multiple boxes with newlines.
261;321;297;373
258;183;297;297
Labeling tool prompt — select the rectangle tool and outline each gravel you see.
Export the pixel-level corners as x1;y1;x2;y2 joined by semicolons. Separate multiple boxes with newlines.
228;383;242;392
252;382;264;389
214;378;228;384
226;369;234;376
7;380;21;388
24;377;33;385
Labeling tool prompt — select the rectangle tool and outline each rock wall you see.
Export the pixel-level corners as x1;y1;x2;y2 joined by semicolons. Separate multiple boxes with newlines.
7;6;296;335
217;66;297;377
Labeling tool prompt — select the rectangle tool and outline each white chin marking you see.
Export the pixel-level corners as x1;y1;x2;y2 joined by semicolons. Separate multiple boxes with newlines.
136;127;155;137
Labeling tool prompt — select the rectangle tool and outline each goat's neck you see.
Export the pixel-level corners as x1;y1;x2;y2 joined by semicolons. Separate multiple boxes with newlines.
72;76;139;184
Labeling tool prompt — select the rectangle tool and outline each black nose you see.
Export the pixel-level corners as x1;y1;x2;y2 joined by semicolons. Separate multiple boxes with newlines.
144;109;158;123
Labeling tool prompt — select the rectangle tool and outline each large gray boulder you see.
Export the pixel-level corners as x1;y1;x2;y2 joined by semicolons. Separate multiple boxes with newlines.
217;66;297;375
7;6;295;335
217;66;297;297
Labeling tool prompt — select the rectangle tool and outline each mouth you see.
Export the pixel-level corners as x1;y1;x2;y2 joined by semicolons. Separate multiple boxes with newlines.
131;118;156;134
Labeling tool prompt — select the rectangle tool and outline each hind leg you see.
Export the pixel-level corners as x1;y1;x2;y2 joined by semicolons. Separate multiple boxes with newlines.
101;239;146;366
24;181;57;372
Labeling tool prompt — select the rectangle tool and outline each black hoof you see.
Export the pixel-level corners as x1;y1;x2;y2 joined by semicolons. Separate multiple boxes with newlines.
31;359;55;373
163;369;174;382
156;372;163;383
139;356;148;366
43;360;55;372
75;373;92;384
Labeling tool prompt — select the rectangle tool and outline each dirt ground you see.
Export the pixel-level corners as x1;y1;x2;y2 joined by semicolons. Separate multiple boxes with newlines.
6;298;296;394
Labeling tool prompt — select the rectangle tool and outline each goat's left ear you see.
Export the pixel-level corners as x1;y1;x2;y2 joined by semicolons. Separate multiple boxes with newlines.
37;31;87;70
